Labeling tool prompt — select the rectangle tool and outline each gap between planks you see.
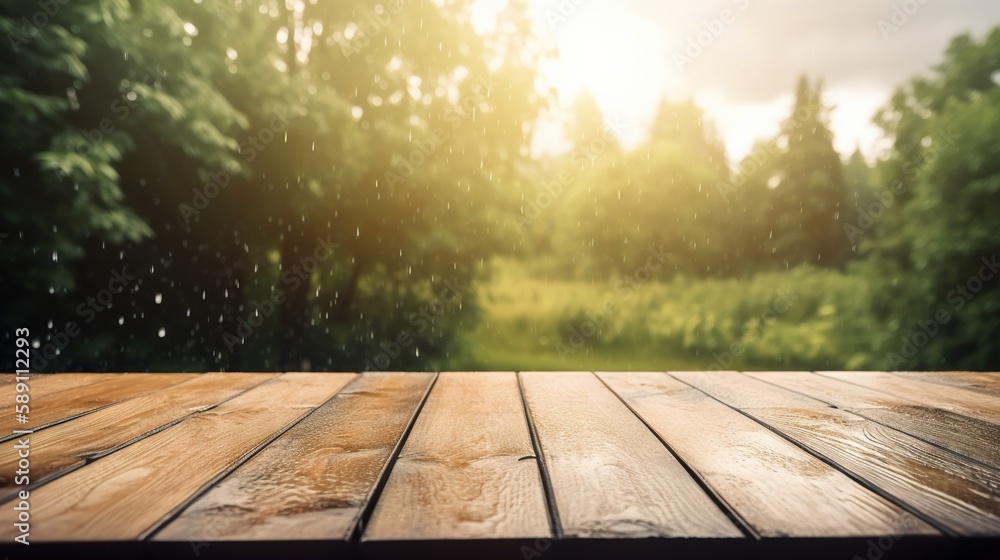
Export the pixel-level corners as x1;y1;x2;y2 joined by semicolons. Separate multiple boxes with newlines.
591;372;760;540
598;372;936;538
0;373;355;542
748;372;1000;471
673;372;1000;537
146;372;438;547
0;373;277;502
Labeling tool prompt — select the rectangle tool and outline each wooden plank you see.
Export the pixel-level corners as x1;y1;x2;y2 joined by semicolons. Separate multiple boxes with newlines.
0;373;196;436
857;407;1000;471
362;372;550;541
521;371;741;538
153;372;435;545
674;372;1000;536
669;371;825;409
818;371;1000;425
746;408;1000;536
890;371;1000;399
0;373;354;541
745;371;915;409
0;372;276;499
599;371;935;537
0;373;116;433
748;372;1000;470
2;373;111;397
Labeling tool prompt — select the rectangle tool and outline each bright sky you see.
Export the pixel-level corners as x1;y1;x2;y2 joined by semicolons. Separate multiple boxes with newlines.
470;0;1000;164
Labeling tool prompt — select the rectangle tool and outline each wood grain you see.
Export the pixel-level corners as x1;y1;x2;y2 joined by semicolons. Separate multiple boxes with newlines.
0;372;275;499
0;373;354;541
522;371;741;538
0;373;195;436
749;372;1000;470
890;371;1000;399
745;371;913;410
154;372;435;543
363;372;550;541
2;373;111;397
671;371;826;409
676;372;1000;536
818;371;1000;425
0;373;117;435
599;371;935;537
858;407;1000;471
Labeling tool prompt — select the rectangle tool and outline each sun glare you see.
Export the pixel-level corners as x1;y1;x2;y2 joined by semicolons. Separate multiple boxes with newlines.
550;9;667;113
544;5;670;147
470;1;890;163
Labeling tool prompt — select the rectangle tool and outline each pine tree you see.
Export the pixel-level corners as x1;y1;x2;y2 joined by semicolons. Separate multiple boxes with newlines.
768;76;851;268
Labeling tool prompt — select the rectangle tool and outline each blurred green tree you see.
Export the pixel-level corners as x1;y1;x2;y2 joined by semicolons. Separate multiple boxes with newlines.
767;76;852;268
867;27;1000;369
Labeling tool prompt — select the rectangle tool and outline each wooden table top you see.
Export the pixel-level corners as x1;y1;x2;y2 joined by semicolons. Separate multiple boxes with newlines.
1;371;998;559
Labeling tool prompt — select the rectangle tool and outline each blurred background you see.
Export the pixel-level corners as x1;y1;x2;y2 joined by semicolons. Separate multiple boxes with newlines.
1;0;998;373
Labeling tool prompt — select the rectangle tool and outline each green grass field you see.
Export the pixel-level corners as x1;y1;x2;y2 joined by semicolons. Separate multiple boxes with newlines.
445;258;878;372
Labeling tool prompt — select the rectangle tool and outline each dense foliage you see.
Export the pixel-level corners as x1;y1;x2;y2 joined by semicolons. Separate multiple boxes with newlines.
1;2;997;372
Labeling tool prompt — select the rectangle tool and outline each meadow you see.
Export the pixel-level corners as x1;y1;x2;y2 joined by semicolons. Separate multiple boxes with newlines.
450;258;885;372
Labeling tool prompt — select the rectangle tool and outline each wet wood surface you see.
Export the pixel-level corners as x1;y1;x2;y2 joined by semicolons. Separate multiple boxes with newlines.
0;373;124;436
362;372;551;541
0;373;194;437
889;371;1000;398
521;371;740;538
0;371;997;559
154;372;435;543
599;371;935;537
675;372;1000;536
0;373;354;541
818;371;1000;425
748;371;1000;470
0;373;275;499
